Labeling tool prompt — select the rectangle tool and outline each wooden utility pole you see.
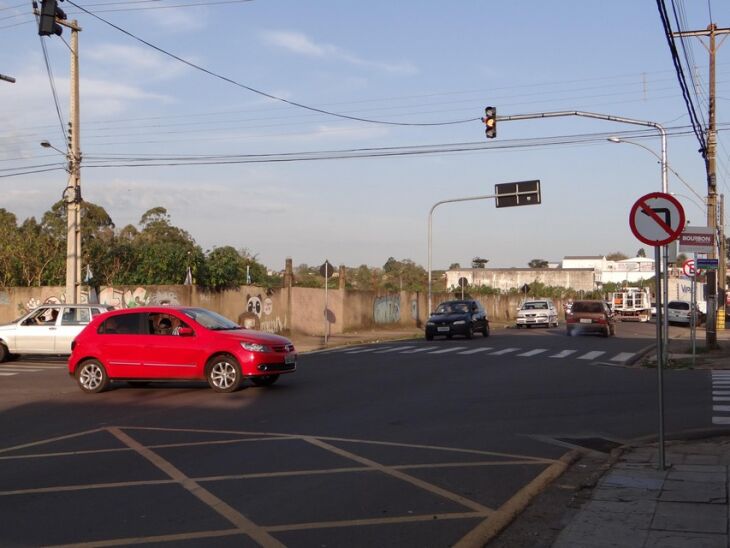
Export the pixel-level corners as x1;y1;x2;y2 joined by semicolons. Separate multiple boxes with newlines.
673;24;730;346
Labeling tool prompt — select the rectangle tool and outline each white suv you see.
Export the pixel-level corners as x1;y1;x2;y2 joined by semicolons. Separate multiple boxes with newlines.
516;299;559;328
0;304;112;362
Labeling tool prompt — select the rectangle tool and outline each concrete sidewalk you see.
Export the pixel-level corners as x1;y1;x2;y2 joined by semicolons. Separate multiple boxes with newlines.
552;437;730;548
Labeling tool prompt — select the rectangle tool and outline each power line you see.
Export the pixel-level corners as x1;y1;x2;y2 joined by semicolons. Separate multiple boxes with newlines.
65;0;480;128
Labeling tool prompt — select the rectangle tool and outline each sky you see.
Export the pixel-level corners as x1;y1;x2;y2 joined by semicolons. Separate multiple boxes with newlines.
1;0;729;274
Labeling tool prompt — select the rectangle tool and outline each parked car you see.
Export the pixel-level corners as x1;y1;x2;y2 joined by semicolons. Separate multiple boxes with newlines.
516;299;559;328
0;304;112;362
68;306;296;393
666;300;704;326
566;300;615;337
425;300;489;340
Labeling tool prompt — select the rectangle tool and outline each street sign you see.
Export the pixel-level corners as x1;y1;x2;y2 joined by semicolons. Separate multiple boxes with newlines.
629;192;686;247
495;180;541;208
696;258;719;270
678;226;715;253
319;260;335;278
682;259;695;277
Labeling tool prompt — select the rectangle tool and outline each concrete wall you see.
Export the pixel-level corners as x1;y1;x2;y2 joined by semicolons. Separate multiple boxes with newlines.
446;268;596;292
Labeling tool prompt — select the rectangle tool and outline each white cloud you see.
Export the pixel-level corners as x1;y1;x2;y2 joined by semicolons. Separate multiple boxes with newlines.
85;44;187;81
261;30;418;75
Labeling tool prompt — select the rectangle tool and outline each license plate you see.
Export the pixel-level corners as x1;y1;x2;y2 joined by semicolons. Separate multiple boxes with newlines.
437;326;450;332
285;352;296;365
580;318;592;324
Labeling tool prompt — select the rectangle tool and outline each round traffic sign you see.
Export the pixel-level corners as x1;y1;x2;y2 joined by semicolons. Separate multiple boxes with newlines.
629;192;686;247
682;258;695;277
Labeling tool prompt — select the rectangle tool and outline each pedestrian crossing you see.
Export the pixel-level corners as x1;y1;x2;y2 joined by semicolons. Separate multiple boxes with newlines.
0;363;66;377
325;344;637;363
712;371;730;425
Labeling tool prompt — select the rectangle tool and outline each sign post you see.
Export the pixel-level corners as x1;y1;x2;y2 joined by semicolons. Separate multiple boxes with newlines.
629;192;685;471
682;258;698;367
320;260;334;345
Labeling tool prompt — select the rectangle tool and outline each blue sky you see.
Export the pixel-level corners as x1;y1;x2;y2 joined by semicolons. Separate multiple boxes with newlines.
1;0;728;272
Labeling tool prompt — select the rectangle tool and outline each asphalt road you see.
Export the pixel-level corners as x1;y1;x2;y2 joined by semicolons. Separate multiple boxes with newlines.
0;322;713;547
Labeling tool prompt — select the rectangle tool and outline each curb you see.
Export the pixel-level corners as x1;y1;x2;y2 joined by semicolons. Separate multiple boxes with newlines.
453;449;582;548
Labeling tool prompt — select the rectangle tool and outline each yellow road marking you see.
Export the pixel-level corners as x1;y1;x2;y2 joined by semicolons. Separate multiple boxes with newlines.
265;511;488;532
108;427;284;548
303;436;495;514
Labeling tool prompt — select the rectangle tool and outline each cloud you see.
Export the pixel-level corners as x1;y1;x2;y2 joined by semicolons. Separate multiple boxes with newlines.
85;44;187;81
261;30;418;75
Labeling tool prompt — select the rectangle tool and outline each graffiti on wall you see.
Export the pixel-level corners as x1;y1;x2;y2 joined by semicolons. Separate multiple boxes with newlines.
239;293;286;333
374;295;400;324
98;287;180;309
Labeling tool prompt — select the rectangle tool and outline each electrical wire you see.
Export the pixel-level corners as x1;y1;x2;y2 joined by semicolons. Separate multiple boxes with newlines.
65;0;479;127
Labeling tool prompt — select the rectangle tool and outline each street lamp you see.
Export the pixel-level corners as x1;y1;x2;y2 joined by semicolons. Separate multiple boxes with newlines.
40;139;81;303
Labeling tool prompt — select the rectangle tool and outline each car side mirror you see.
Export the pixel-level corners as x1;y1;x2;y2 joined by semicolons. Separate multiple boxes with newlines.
177;327;194;337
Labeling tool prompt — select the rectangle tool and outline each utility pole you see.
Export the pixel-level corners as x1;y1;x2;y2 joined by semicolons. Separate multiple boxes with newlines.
672;24;730;347
0;73;16;83
65;19;82;303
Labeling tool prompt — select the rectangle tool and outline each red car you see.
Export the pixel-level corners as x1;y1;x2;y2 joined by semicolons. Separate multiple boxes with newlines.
68;306;296;393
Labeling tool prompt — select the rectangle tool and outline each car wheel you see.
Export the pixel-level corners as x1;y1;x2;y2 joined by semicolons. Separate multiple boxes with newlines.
207;354;242;393
465;325;473;339
566;326;573;336
482;322;490;337
251;374;279;387
76;359;110;393
0;343;9;363
425;333;433;341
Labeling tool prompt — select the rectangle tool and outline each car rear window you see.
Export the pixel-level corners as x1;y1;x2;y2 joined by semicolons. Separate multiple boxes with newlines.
572;301;604;313
668;301;690;310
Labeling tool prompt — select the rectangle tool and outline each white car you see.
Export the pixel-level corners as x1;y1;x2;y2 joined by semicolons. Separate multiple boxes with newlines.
666;300;704;326
516;299;559;328
0;304;112;362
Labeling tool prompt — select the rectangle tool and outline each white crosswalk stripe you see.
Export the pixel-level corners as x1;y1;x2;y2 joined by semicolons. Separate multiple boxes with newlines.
711;371;730;426
458;347;494;355
610;352;635;363
0;372;18;376
373;346;416;354
400;347;437;354
491;347;520;356
550;350;577;358
578;351;605;360
345;347;382;354
518;348;548;357
0;368;44;373
429;346;467;354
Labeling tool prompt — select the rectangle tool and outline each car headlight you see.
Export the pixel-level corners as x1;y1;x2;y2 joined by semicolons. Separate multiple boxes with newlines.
452;320;466;325
426;321;435;326
241;342;271;352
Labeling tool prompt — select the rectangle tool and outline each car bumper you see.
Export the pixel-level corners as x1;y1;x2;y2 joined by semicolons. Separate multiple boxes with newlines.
566;322;608;334
516;317;550;326
426;324;470;337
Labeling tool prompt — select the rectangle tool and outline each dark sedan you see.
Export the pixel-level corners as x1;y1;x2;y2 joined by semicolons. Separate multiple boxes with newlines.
425;300;489;340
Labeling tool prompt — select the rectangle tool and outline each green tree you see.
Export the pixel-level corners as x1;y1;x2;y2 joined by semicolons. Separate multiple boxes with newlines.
448;262;461;270
0;209;21;286
637;248;646;258
528;259;549;268
205;246;247;290
382;257;427;291
606;251;628;261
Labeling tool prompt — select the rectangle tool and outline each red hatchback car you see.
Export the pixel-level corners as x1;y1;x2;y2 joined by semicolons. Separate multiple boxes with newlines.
68;306;296;393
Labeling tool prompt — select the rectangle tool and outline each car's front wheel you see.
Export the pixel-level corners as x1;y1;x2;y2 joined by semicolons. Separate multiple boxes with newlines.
251;374;279;387
76;359;110;393
482;322;490;337
207;354;242;393
465;325;473;339
0;343;9;363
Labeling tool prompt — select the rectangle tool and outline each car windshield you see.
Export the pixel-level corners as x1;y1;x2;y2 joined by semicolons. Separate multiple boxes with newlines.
434;302;470;314
522;302;547;310
182;308;240;330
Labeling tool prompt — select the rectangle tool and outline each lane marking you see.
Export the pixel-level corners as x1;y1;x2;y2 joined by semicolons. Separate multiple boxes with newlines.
517;349;548;357
491;348;520;356
458;348;493;355
550;350;577;358
713;391;730;395
712;405;730;412
713;417;730;425
0;368;44;373
266;511;488;533
577;351;605;361
373;346;415;354
713;397;730;402
0;372;18;376
108;427;284;547
400;347;436;354
610;352;635;362
302;436;494;514
429;346;468;354
345;347;382;354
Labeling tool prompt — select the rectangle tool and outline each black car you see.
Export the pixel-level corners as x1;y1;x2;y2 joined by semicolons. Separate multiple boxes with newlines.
425;300;489;340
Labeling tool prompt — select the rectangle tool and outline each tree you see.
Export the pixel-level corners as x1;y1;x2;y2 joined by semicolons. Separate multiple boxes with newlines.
637;248;646;258
448;263;461;270
528;259;549;268
382;257;427;291
675;253;688;266
0;209;21;286
472;257;489;269
205;246;247;290
606;251;628;261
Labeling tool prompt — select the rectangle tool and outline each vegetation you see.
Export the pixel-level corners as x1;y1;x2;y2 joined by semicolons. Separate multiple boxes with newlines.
528;259;549;268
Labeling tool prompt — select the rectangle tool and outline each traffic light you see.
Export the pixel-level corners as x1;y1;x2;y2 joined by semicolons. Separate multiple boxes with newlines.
482;106;496;139
38;0;66;36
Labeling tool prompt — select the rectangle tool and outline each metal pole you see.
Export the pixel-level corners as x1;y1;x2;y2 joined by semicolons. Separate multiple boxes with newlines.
324;261;328;345
428;193;498;318
691;270;696;367
655;246;665;471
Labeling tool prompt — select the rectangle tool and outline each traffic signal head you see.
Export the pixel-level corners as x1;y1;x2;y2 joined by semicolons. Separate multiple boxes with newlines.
483;106;496;139
38;0;66;36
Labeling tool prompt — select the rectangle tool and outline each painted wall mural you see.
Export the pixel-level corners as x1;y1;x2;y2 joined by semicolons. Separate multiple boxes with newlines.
239;293;286;333
98;287;180;309
374;295;400;324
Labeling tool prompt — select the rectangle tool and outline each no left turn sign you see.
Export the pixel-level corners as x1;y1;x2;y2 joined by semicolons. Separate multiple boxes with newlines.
629;192;685;247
